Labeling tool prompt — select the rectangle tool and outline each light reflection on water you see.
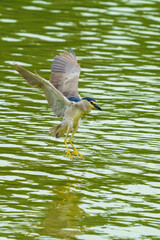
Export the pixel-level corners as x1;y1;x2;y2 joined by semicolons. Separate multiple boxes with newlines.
0;0;160;239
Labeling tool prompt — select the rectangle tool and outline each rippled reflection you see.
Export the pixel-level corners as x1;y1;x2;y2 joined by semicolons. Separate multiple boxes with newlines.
0;0;160;239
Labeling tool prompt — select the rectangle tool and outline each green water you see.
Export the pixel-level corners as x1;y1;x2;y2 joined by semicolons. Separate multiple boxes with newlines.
0;0;160;239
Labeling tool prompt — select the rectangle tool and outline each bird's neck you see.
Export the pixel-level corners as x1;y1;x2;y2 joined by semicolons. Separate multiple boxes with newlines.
77;100;92;114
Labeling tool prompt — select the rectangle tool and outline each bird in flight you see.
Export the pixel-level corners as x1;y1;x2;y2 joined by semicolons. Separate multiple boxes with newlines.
15;49;102;160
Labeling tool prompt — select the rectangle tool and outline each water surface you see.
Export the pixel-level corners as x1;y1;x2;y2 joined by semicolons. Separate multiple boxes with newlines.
0;0;160;239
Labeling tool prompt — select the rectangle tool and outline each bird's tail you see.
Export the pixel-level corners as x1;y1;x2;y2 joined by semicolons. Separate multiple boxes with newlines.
15;64;44;87
50;124;66;138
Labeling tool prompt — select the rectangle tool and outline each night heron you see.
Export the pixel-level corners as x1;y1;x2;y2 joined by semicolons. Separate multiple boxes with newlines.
15;49;102;160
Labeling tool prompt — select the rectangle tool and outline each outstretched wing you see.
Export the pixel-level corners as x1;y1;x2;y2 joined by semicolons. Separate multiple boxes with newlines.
50;48;81;99
15;65;71;118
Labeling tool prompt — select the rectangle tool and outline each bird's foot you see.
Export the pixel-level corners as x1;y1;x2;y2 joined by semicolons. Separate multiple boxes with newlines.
64;138;73;160
69;139;85;160
72;150;85;160
65;149;73;160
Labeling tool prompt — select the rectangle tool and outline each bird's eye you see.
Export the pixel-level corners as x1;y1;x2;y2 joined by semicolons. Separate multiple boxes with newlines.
90;101;95;105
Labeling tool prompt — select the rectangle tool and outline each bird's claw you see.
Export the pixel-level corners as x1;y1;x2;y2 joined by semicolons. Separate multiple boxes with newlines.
65;149;73;160
72;150;84;160
69;140;85;160
72;151;79;157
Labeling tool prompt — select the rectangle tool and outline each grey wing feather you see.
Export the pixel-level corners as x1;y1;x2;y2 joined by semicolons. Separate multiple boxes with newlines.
15;64;70;118
50;48;81;99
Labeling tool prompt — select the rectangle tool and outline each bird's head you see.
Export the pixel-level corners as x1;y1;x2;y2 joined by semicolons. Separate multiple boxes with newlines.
82;97;102;111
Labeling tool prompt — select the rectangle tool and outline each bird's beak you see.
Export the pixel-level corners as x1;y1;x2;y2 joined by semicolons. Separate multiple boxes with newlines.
93;103;102;111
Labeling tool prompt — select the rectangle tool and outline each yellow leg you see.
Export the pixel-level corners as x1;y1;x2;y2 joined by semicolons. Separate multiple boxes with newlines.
64;138;73;160
69;139;84;160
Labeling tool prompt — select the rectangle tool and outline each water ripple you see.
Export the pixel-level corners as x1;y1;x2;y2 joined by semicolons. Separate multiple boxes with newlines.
0;0;160;239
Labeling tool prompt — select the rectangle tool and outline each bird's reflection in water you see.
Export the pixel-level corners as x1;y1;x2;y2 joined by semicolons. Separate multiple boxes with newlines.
41;179;85;239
